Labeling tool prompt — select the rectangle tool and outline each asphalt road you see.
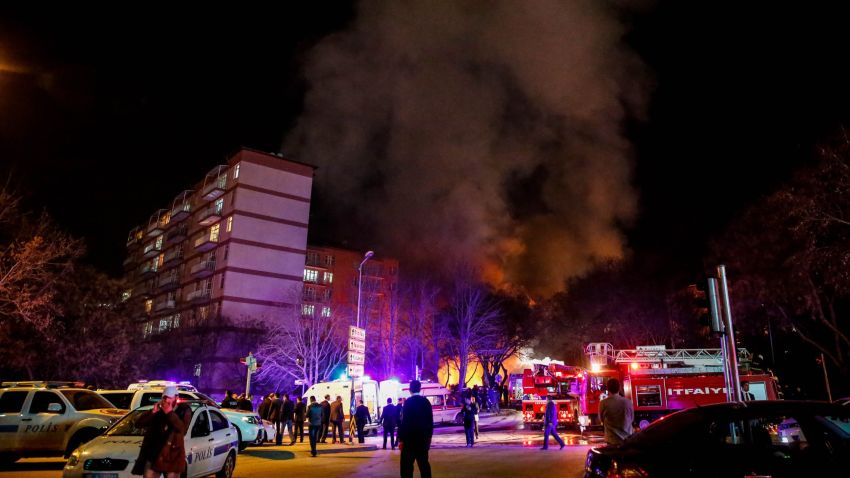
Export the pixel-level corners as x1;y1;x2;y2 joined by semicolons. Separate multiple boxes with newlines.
0;426;595;478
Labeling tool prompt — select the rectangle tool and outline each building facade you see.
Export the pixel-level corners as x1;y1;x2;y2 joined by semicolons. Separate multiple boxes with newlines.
302;246;399;376
123;148;313;392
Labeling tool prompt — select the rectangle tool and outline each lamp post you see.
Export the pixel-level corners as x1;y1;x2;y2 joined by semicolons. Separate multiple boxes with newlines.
356;251;374;329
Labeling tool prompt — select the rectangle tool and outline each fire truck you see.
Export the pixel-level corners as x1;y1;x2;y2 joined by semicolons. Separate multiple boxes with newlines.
578;343;780;427
520;359;583;429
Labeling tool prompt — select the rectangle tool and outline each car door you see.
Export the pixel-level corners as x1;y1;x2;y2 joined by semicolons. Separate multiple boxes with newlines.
187;408;214;477
0;391;29;452
99;392;134;410
208;409;234;470
20;391;67;451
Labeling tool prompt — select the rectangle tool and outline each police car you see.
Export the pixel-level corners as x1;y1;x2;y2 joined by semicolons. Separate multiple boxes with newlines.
63;401;237;478
0;381;127;464
97;381;267;451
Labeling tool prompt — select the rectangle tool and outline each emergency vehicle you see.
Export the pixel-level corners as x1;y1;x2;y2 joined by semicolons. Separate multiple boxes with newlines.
302;377;381;434
98;380;268;451
0;381;127;463
578;343;780;426
520;359;584;429
63;401;238;478
399;381;463;425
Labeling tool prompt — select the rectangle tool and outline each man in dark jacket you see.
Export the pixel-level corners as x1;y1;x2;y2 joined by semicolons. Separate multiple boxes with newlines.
306;396;323;457
292;397;306;444
268;393;282;444
237;393;253;412
398;380;433;478
258;393;273;421
379;398;397;450
541;395;565;450
279;394;295;445
220;390;239;409
319;395;331;442
354;400;371;443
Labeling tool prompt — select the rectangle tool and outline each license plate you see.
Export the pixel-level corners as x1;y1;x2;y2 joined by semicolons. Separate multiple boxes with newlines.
84;474;119;478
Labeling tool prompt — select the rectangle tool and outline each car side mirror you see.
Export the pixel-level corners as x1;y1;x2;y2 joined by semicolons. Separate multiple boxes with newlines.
47;403;63;413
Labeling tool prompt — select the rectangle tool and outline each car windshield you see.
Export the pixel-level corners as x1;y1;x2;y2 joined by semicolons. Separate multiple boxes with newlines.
106;403;202;436
60;390;115;411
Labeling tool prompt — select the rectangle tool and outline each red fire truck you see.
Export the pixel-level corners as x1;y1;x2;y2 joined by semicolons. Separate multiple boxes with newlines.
520;359;583;428
578;343;780;427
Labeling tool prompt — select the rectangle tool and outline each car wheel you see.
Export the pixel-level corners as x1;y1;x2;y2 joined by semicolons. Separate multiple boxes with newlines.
0;453;20;465
235;428;247;452
455;412;463;425
64;428;100;457
216;451;236;478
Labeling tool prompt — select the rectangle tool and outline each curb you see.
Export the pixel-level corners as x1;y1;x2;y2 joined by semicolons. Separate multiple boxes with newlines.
316;445;379;455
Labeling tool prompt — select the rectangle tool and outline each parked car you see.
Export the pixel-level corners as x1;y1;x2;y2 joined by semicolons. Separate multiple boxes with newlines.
98;381;266;451
0;381;126;463
63;401;237;478
585;400;850;478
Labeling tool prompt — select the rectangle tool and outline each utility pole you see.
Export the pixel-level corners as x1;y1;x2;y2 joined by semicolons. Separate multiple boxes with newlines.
820;353;833;402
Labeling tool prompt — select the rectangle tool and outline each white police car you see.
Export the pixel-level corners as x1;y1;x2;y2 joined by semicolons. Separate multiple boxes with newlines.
63;401;237;478
97;381;267;451
0;381;127;464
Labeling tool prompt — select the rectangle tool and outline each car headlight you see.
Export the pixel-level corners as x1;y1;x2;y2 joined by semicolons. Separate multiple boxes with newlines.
67;451;81;467
241;416;258;424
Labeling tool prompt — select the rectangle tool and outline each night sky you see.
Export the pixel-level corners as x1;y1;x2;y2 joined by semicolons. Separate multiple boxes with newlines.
2;2;850;285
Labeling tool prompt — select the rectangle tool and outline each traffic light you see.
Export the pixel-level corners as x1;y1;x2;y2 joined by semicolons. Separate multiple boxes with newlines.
689;284;711;328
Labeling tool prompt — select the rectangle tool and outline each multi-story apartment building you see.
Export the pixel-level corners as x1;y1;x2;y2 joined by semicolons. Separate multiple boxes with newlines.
302;246;399;374
123;148;313;392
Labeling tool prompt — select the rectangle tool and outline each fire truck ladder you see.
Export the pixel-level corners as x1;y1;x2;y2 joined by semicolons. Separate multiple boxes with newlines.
612;347;751;375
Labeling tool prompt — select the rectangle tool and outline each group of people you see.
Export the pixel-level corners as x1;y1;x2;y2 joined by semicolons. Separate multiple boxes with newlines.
219;390;254;411
128;380;438;478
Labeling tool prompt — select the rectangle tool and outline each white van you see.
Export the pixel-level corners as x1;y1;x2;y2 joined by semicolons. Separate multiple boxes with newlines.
302;379;380;433
400;382;463;425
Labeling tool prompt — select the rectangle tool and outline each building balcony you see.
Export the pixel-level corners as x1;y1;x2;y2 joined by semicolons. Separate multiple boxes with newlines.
170;190;194;222
146;209;169;237
127;227;143;248
142;241;162;259
197;204;222;226
187;288;211;303
154;299;176;312
190;260;216;278
139;262;157;278
201;165;228;201
162;247;183;266
133;283;153;298
157;274;180;291
193;233;218;251
165;224;188;244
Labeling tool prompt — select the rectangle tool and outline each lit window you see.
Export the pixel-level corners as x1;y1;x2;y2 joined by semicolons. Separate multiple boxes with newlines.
210;224;220;242
214;198;224;214
303;269;318;282
122;290;132;302
155;235;163;249
325;255;335;267
160;211;171;226
302;304;315;316
199;306;209;320
173;313;181;328
321;306;331;318
226;216;233;232
143;321;153;337
234;163;240;179
323;272;333;284
144;299;153;313
159;318;170;332
157;253;164;268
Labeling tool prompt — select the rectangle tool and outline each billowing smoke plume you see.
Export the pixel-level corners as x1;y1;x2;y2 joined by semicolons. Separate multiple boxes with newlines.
284;0;649;295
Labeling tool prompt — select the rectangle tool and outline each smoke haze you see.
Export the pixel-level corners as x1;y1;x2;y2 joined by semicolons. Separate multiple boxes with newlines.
284;0;649;295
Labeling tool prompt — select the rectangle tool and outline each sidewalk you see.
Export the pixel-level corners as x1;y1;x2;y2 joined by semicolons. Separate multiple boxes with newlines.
254;437;378;456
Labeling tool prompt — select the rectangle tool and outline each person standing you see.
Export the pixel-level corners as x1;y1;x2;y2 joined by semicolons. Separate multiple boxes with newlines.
540;395;565;450
741;382;755;401
280;394;295;444
355;400;371;443
258;393;273;421
396;397;405;424
132;385;192;477
319;395;331;443
268;393;282;444
237;393;253;412
329;396;345;443
598;378;634;446
379;398;398;450
220;390;238;409
398;380;433;478
470;396;480;439
306;396;323;457
292;397;306;444
462;398;476;448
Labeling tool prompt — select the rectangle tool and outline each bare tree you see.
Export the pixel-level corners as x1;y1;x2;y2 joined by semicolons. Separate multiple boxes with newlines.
443;267;501;391
399;278;440;380
256;294;347;390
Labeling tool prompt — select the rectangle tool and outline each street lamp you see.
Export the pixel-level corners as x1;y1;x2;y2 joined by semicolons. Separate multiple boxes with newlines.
356;250;374;329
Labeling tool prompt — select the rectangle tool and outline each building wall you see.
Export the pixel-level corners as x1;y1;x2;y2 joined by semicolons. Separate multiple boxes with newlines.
123;148;314;395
